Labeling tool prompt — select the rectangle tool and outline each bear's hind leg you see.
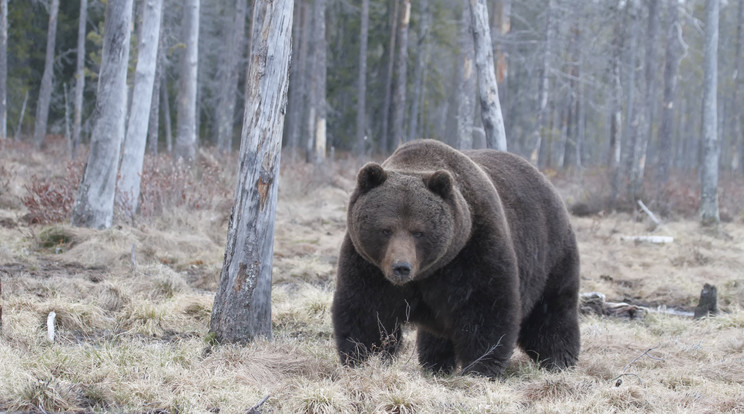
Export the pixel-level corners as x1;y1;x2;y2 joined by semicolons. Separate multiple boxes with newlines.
518;253;580;370
416;330;456;374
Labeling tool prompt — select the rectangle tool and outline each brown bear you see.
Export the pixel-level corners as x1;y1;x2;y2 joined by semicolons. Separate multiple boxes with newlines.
331;139;580;377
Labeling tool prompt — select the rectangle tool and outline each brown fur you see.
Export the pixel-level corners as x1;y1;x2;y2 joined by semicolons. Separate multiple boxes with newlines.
332;139;580;377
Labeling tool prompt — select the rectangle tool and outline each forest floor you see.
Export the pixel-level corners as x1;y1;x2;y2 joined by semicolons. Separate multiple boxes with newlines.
1;138;743;413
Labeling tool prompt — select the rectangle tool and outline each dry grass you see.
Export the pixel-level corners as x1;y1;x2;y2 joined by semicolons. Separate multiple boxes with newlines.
1;139;744;412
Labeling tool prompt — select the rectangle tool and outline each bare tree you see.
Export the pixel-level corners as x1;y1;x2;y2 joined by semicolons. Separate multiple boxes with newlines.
355;0;370;157
118;0;163;217
32;0;60;148
175;0;200;161
215;0;248;153
655;0;683;196
210;0;294;343
71;0;133;229
380;0;400;154
701;0;720;226
71;0;87;158
391;0;410;149
457;0;476;150
0;0;7;138
310;0;327;164
469;0;506;150
609;4;626;207
285;2;310;160
407;0;431;144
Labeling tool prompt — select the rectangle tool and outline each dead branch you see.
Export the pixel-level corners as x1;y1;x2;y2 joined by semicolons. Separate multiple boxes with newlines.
637;199;662;228
611;346;664;387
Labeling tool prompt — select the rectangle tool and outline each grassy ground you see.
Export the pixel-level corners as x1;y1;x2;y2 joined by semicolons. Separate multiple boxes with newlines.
1;139;743;413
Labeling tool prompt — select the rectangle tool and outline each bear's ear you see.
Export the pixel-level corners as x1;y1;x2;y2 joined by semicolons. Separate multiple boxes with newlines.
357;163;387;193
425;170;453;199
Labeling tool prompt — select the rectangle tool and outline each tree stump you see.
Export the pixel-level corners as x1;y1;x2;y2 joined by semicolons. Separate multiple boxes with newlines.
693;283;718;319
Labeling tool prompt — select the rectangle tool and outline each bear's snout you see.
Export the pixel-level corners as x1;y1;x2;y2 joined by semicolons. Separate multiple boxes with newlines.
392;261;412;278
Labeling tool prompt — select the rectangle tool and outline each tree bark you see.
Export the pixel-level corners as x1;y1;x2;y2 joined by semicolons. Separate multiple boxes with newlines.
0;0;7;139
609;5;626;207
286;2;309;161
407;0;430;144
701;0;720;226
655;0;683;196
628;0;659;201
311;0;327;163
215;0;248;153
162;79;173;153
72;0;87;158
175;0;200;161
210;0;294;343
530;0;555;164
32;0;60;148
457;0;476;150
380;0;399;154
391;0;410;149
118;0;163;217
469;0;506;151
14;91;28;141
147;39;165;155
355;0;370;157
71;0;133;229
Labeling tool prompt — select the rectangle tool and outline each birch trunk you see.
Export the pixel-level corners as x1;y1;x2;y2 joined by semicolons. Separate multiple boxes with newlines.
0;0;7;138
530;0;554;164
32;0;60;148
457;0;476;150
286;2;309;160
656;0;682;194
609;8;625;207
407;0;430;144
380;0;399;154
147;41;164;155
118;0;163;217
701;0;720;226
71;0;133;229
210;0;294;343
391;0;410;149
469;0;506;151
72;0;87;158
174;0;200;161
311;0;327;163
163;80;173;153
355;0;370;157
215;0;248;153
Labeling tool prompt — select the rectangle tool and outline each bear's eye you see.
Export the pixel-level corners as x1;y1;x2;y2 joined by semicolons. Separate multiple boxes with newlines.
381;229;392;237
412;231;425;239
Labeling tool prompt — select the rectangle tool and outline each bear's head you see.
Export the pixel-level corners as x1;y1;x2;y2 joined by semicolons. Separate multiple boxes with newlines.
347;162;472;285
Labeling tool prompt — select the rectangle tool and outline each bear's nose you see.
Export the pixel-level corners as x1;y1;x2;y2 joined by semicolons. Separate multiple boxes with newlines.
392;262;412;278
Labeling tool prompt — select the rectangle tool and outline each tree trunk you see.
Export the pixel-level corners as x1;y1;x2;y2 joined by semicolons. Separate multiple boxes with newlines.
14;91;28;141
530;0;554;164
286;2;309;161
32;0;60;148
311;0;327;164
215;0;248;153
380;0;399;154
175;0;200;161
118;0;163;217
0;0;7;138
210;0;294;343
701;0;720;226
731;0;744;175
469;0;506;151
355;0;370;157
609;6;626;207
628;0;659;201
71;0;87;158
71;0;133;229
391;0;410;149
655;0;683;196
407;0;430;144
457;0;476;150
162;79;173;153
147;39;164;155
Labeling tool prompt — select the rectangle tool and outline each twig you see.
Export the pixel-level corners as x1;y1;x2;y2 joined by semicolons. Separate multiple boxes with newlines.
459;335;504;375
611;346;664;387
246;394;270;414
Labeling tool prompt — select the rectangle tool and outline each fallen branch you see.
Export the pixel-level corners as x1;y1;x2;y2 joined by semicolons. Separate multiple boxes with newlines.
620;235;674;244
611;346;664;387
637;199;662;228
